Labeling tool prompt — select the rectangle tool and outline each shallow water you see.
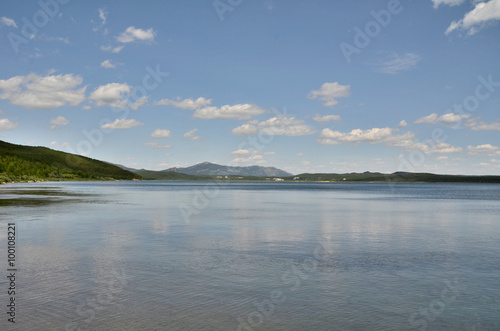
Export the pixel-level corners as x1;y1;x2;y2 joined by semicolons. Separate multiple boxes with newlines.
1;181;499;330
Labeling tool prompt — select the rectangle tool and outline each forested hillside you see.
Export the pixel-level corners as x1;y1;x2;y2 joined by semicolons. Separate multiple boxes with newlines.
0;140;140;183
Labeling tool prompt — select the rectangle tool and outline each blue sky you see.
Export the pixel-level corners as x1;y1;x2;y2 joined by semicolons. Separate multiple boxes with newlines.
1;0;499;175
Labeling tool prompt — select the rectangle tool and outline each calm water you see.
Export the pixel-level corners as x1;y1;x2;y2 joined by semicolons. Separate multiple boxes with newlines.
0;181;499;330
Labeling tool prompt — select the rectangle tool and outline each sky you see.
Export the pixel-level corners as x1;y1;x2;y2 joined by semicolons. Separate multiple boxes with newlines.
0;0;499;175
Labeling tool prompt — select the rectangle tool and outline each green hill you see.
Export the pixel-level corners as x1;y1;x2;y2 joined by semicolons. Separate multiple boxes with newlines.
0;140;140;183
290;171;500;183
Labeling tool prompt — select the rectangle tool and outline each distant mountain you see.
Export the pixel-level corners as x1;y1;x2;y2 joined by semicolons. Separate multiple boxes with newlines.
165;162;293;177
0;140;140;183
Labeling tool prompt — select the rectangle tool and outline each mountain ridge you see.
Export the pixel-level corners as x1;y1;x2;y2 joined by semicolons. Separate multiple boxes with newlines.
163;161;293;177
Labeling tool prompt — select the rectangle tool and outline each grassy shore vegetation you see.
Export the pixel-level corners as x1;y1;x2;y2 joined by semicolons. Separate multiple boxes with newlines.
0;140;140;183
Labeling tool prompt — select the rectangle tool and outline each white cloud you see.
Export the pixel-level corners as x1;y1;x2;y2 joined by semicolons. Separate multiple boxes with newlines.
0;73;86;110
50;116;69;127
466;118;500;131
232;149;251;156
414;112;469;125
297;153;304;157
0;119;18;131
100;59;116;69
445;0;500;35
155;97;212;110
467;144;500;156
1;17;17;28
427;142;463;154
117;26;156;43
150;129;171;138
302;160;311;166
129;96;148;110
398;120;408;128
82;105;91;110
145;142;171;149
312;114;342;122
231;124;258;135
318;127;396;144
414;113;438;124
193;104;265;120
184;128;202;140
432;0;466;8
89;83;146;110
317;126;461;154
374;52;421;74
99;8;107;25
437;113;470;124
100;45;124;53
232;116;315;136
101;118;144;129
233;153;266;164
308;82;350;108
89;83;130;108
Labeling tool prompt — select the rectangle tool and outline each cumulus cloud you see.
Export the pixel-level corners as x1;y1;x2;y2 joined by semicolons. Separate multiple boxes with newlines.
117;26;156;43
318;127;397;144
312;114;342;122
89;83;130;107
101;118;144;129
445;0;500;35
438;113;470;124
184;128;202;140
100;59;116;69
414;112;470;125
398;120;408;128
89;83;148;110
0;119;18;130
150;129;171;138
231;124;258;135
232;151;267;164
308;82;350;108
232;116;315;136
193;104;266;120
145;142;171;149
0;73;86;110
467;144;500;156
155;97;212;110
432;0;466;8
232;149;251;156
374;52;421;74
1;16;17;28
465;118;500;131
414;113;438;124
49;116;69;129
317;126;463;154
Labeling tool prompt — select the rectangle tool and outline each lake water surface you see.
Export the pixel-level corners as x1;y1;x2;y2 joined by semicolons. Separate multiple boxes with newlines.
1;181;499;330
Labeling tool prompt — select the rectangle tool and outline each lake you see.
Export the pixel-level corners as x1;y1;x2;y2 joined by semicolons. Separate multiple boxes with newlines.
1;181;499;330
